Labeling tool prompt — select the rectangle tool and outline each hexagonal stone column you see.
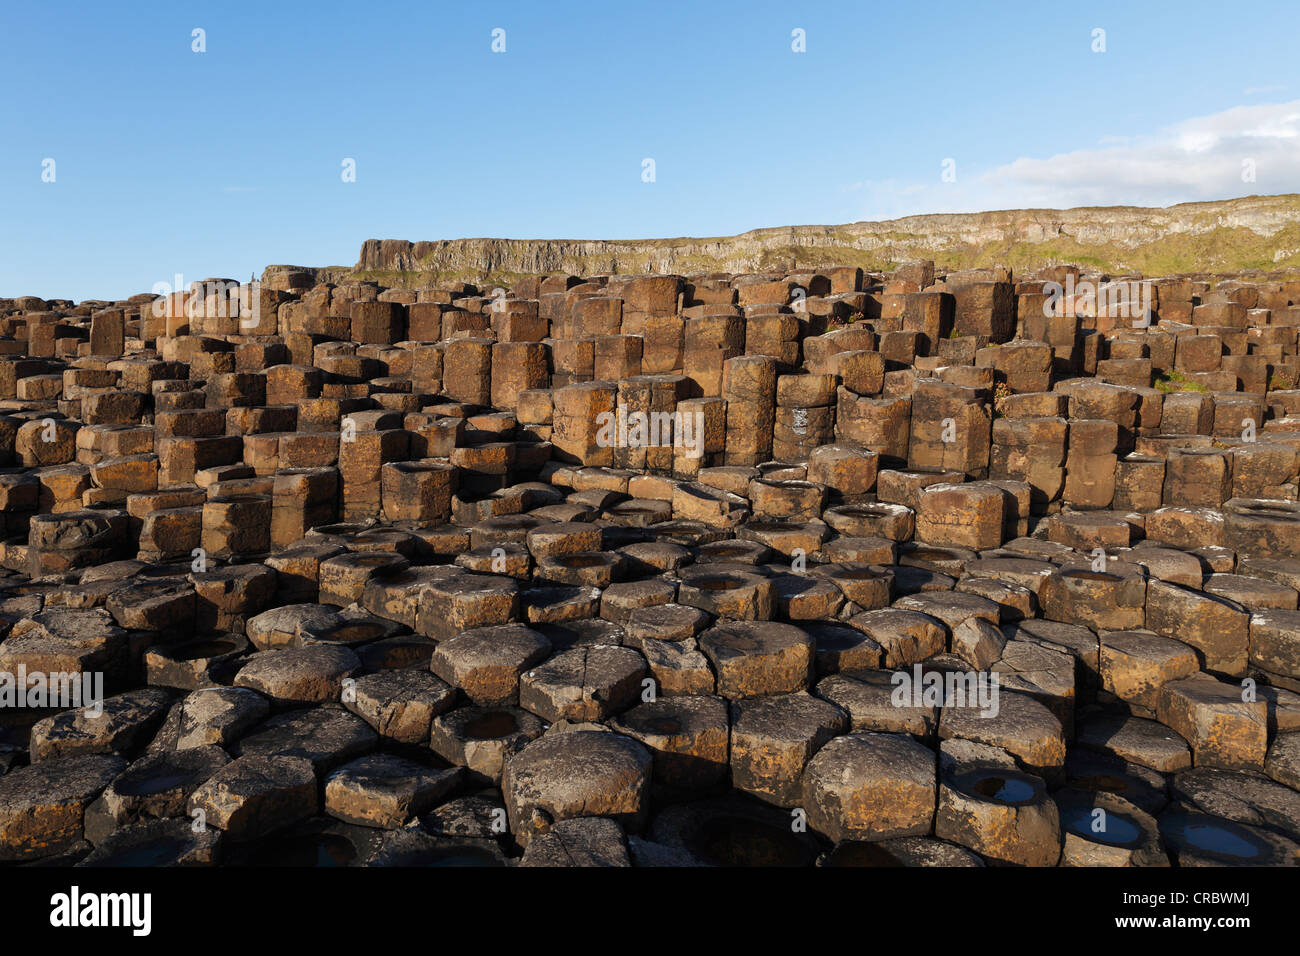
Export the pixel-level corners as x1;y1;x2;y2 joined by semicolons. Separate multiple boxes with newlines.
939;689;1066;780
801;732;937;843
700;621;814;698
233;645;360;705
324;754;461;828
608;695;730;789
344;670;455;744
1039;566;1146;632
1146;580;1248;675
186;754;318;841
429;623;551;706
430;705;546;784
519;817;631;867
934;739;1060;865
730;691;846;807
502;730;652;846
0;754;125;861
1157;674;1268;770
519;645;647;723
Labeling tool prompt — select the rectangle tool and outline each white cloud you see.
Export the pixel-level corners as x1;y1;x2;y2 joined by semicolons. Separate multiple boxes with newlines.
850;100;1300;219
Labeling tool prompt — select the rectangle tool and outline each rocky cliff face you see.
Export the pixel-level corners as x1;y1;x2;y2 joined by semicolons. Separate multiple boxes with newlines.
277;194;1300;286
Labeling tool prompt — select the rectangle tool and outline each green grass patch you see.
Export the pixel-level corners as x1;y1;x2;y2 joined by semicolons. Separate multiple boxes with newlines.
1154;369;1209;394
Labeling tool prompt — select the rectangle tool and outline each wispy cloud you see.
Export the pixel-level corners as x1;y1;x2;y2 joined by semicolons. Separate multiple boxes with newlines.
849;100;1300;219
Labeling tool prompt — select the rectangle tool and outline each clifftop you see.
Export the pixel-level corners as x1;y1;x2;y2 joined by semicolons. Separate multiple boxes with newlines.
269;194;1300;288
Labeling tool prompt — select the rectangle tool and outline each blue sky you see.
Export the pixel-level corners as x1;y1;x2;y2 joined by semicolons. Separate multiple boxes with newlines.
2;0;1298;300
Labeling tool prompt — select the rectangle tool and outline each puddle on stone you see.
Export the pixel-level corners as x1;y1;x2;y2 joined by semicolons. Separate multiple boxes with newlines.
1061;806;1142;846
905;549;955;562
845;504;890;516
1182;821;1264;859
971;776;1038;804
697;578;744;591
955;770;1041;806
313;523;369;536
323;622;386;643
